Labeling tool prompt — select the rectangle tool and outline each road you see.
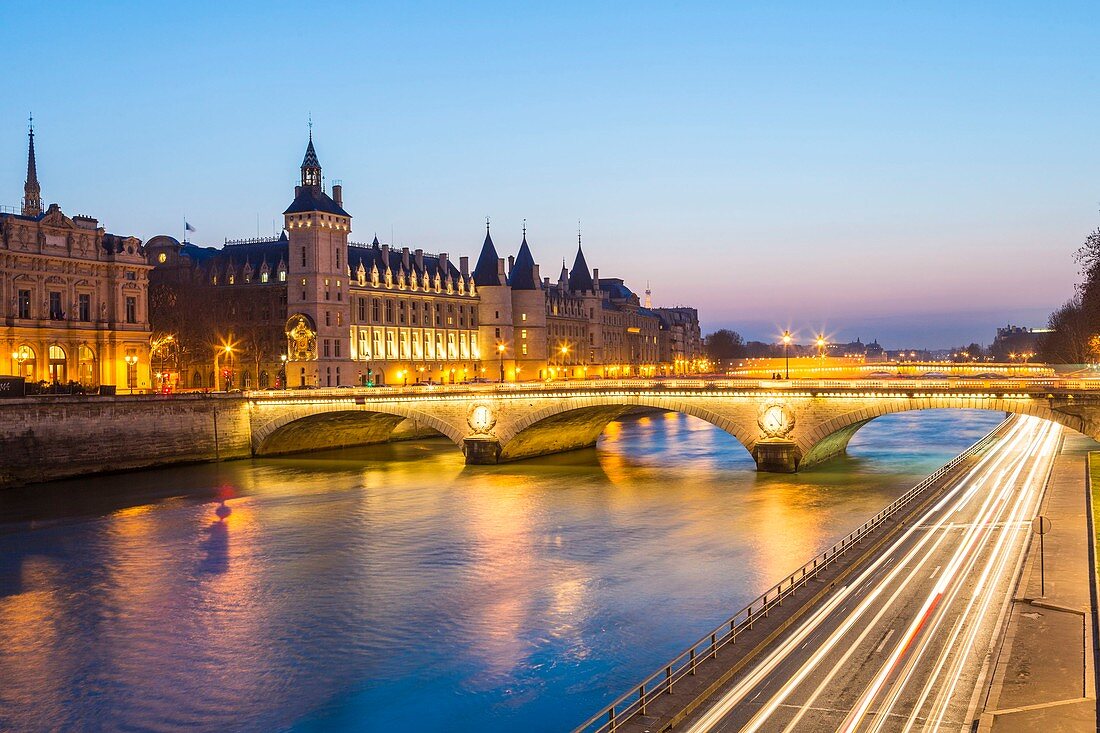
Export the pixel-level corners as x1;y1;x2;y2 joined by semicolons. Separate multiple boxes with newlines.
682;414;1062;733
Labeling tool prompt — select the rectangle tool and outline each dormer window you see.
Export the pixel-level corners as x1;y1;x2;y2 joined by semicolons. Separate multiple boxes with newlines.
228;275;235;285
261;271;269;283
279;270;286;282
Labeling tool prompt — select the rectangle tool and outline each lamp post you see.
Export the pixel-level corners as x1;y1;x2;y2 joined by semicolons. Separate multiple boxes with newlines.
497;343;505;384
782;330;792;380
279;354;287;389
560;344;569;380
816;334;826;359
11;347;29;378
124;354;138;394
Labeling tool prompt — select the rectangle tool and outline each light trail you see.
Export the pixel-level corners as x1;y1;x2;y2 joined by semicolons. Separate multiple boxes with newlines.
683;417;1036;733
681;415;1061;733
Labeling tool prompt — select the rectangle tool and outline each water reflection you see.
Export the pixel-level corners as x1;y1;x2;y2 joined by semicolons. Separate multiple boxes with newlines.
0;408;1004;732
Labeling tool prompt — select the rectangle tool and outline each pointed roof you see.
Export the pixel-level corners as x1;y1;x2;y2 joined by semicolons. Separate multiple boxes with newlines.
301;135;320;169
472;222;502;286
22;115;42;217
568;241;595;292
508;234;539;290
26;125;37;185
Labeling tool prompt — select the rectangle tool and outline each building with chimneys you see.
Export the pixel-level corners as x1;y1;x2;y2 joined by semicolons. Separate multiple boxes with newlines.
148;131;698;387
148;132;481;388
1;119;152;391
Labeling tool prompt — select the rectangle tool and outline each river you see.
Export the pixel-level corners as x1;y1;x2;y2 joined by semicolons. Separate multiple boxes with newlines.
0;408;1004;732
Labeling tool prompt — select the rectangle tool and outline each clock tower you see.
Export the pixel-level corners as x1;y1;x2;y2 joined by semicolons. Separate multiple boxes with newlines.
284;131;353;387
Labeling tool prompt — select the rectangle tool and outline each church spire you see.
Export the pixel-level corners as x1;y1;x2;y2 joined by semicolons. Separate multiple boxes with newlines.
22;113;42;217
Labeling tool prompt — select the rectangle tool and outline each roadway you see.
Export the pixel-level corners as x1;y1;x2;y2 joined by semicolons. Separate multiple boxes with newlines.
681;414;1062;733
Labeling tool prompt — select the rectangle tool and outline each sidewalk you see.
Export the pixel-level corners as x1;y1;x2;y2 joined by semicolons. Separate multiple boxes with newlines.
978;430;1099;732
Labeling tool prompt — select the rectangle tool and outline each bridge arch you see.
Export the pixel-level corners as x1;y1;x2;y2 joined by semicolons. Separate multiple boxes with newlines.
495;394;758;462
797;397;1091;469
251;403;467;456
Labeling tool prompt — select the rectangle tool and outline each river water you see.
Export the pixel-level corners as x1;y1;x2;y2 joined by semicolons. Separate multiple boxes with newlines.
0;408;1003;732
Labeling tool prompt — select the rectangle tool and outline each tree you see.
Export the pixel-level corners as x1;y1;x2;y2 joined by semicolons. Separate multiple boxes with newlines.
1040;223;1100;364
704;329;744;364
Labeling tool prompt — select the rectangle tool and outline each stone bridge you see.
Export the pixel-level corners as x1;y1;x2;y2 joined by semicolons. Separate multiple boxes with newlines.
247;378;1100;472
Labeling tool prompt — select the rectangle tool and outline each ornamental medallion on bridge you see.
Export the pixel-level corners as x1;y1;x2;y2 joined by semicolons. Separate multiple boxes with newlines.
758;403;795;439
285;314;318;361
467;404;496;435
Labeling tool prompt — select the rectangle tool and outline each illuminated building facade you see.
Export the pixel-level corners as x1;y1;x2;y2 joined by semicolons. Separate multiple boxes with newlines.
148;133;699;387
1;123;152;390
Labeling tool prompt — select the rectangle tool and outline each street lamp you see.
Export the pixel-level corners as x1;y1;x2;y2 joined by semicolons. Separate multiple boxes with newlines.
815;334;826;359
782;330;792;380
124;354;138;394
560;344;569;379
279;354;287;388
497;343;505;384
11;347;29;377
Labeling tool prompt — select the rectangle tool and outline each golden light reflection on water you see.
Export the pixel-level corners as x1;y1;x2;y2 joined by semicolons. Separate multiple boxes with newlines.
0;409;1006;733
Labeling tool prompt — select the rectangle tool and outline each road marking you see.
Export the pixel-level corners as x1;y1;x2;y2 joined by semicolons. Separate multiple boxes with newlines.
929;565;941;580
875;629;896;654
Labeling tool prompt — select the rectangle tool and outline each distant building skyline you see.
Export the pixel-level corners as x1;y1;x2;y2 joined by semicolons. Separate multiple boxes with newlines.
2;3;1096;347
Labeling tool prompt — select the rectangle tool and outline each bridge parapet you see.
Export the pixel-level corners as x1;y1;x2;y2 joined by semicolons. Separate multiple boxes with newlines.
244;379;1100;471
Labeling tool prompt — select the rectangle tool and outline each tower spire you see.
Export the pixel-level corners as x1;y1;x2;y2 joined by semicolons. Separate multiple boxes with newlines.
300;119;321;189
22;113;42;217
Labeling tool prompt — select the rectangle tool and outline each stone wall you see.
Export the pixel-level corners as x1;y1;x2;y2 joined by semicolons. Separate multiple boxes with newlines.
0;394;251;487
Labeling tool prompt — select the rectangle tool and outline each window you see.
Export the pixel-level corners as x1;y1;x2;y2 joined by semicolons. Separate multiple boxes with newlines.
325;311;331;327
301;247;307;267
399;302;406;324
125;271;136;281
78;294;90;321
358;298;366;322
385;300;394;323
279;270;286;282
335;340;341;358
521;329;527;339
495;327;500;338
125;296;137;324
495;310;499;319
336;248;341;269
49;291;63;320
411;304;418;325
521;313;527;321
372;299;381;322
261;271;269;283
324;339;331;357
228;275;235;285
522;344;528;355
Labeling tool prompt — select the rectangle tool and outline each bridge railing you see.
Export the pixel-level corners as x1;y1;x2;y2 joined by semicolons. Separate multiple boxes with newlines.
244;376;1100;401
570;416;1011;733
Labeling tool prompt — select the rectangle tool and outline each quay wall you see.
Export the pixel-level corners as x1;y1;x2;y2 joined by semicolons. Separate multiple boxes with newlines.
0;395;252;487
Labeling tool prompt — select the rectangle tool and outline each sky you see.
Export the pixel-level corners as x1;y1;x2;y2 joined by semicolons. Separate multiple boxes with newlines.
1;1;1097;348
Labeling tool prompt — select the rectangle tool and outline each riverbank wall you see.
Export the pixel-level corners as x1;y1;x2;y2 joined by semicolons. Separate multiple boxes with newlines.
0;394;252;487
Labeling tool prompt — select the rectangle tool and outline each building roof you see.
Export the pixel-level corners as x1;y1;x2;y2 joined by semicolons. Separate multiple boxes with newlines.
472;227;502;286
507;235;539;290
302;137;319;169
599;277;634;300
347;240;463;281
283;186;351;217
568;243;595;292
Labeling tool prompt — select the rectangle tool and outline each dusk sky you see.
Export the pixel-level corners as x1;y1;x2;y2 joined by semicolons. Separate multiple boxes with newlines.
2;2;1097;347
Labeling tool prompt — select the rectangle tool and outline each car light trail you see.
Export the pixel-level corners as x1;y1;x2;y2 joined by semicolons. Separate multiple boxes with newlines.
682;415;1060;733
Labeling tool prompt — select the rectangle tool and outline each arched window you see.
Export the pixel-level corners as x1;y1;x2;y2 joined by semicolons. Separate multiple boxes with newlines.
259;370;269;388
192;372;203;388
48;345;66;383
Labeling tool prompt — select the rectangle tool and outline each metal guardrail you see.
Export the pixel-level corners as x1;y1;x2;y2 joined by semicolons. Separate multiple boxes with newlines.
570;417;1011;733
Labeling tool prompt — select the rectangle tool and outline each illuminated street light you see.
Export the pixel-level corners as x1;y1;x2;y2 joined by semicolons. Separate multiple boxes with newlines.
816;334;826;359
124;354;138;394
782;330;792;380
497;342;506;383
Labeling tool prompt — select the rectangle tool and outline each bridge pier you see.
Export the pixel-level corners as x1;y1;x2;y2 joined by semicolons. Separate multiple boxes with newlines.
752;439;801;473
463;437;502;464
